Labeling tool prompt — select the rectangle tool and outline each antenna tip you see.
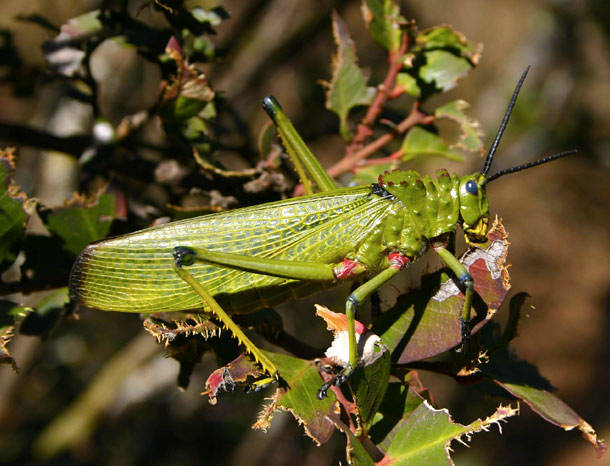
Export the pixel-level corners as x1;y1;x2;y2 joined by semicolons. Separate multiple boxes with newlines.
262;95;281;121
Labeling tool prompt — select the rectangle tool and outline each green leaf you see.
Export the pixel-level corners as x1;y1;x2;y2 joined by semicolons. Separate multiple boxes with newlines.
254;351;337;445
399;126;462;162
479;295;606;455
395;72;421;98
370;383;424;444
434;100;484;152
378;218;511;363
416;26;481;63
19;288;69;338
333;418;375;466
495;382;605;454
40;193;117;257
420;50;471;92
350;350;391;432
0;149;30;272
361;0;405;53
378;401;518;464
351;163;396;185
324;12;375;141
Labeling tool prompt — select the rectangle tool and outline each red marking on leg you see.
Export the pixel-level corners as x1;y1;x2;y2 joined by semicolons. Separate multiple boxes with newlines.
388;252;410;270
334;259;362;279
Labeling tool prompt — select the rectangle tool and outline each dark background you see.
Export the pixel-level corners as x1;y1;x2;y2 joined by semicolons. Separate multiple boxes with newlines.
0;1;608;464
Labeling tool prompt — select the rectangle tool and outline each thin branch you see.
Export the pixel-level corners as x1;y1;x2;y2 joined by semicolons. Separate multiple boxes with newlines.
347;32;409;154
326;102;434;178
0;122;90;157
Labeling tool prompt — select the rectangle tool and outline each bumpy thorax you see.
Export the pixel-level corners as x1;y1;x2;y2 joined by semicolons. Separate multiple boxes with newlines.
376;169;461;258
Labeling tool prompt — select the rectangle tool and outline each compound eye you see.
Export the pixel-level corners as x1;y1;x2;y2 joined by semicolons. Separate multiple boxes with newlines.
465;179;478;195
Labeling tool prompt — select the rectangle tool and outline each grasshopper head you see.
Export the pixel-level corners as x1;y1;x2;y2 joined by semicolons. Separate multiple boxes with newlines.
459;66;577;245
458;173;489;245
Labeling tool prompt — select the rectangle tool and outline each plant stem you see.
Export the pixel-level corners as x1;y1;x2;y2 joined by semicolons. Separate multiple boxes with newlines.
327;103;433;178
347;32;408;154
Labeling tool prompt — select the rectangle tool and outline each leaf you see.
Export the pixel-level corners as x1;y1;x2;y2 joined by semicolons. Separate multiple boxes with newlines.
39;192;117;257
377;401;518;464
333;417;375;466
361;0;405;53
253;351;337;445
420;50;471;93
19;287;69;338
0;148;32;273
378;217;511;363
395;72;421;98
369;383;425;444
479;295;606;455
434;100;484;152
399;126;463;162
323;12;375;141
416;25;482;64
350;350;391;432
495;382;606;455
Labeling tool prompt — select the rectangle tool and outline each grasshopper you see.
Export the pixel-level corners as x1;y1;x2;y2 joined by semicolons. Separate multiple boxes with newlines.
69;67;575;396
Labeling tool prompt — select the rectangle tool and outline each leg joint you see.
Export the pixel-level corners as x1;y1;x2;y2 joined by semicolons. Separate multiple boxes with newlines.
458;272;473;289
173;246;195;267
347;294;359;309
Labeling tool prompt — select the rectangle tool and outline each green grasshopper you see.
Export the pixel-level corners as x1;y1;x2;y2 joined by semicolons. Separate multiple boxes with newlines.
69;67;574;396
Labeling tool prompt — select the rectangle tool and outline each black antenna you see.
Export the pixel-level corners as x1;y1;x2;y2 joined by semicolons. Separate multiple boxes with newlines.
485;150;578;183
481;66;531;176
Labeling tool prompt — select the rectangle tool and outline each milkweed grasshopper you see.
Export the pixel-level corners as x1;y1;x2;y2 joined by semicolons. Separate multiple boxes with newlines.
69;67;575;396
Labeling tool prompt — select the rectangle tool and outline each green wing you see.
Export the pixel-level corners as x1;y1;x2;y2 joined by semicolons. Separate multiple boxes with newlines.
69;186;396;313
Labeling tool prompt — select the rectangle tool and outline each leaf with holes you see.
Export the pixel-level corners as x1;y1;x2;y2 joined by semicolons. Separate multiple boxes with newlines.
435;100;484;152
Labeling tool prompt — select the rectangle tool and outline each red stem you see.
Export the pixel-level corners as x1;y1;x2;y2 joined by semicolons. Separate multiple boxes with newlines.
326;102;434;178
347;32;409;155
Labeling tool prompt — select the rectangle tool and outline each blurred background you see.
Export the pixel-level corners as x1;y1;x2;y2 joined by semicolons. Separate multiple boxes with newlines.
0;0;608;465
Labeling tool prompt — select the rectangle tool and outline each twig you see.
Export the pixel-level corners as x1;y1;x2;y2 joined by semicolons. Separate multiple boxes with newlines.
326;102;434;178
347;32;409;154
0;122;90;157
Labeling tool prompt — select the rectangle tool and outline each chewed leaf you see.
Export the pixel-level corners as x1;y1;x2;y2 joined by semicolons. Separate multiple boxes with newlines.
0;148;32;273
377;401;518;464
400;126;463;162
333;417;375;465
416;25;482;63
203;354;263;405
435;100;484;152
379;217;510;363
253;351;337;445
395;72;421;98
480;296;605;455
323;12;375;141
495;382;606;455
420;50;471;92
361;0;405;53
38;191;117;257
